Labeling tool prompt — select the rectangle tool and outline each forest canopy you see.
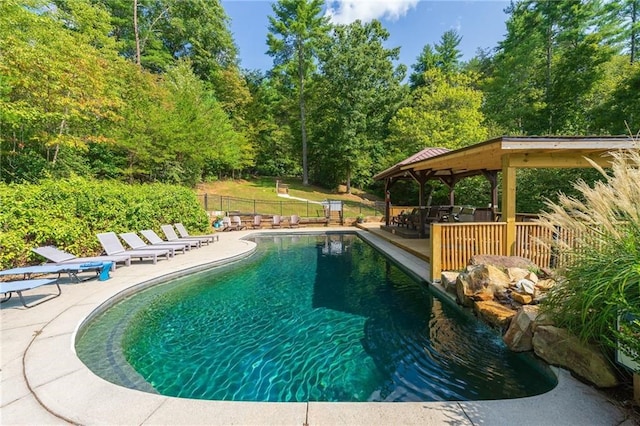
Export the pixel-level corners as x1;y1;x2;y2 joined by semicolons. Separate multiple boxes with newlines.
1;0;639;207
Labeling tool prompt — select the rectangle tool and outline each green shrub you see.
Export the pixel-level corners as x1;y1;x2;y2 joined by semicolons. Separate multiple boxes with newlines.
0;177;209;269
537;149;640;371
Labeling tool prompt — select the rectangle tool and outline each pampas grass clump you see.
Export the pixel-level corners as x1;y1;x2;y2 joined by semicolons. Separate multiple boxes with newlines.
537;148;640;369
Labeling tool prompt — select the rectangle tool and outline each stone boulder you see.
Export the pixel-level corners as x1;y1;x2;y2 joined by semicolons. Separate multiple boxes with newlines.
474;300;516;329
532;325;620;388
456;264;511;307
468;254;538;271
441;271;459;295
503;305;539;351
512;292;533;305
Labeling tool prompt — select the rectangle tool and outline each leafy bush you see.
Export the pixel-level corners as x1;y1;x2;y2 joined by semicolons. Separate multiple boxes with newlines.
537;149;640;371
0;177;209;269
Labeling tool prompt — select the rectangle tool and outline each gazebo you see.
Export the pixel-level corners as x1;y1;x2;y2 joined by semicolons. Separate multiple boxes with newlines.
375;135;639;278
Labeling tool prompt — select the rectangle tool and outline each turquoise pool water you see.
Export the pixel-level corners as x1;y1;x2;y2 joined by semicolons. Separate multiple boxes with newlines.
75;233;556;402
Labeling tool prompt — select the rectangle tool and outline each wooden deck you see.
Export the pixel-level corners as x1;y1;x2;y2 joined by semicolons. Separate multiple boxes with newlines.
358;223;431;263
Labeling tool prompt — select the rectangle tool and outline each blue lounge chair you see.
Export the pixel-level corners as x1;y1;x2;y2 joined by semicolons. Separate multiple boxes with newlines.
119;232;187;257
0;263;112;283
97;232;170;264
0;278;61;308
32;246;130;270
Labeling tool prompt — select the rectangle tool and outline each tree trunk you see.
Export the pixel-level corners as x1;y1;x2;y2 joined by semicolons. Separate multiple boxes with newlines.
632;0;638;64
134;0;141;66
297;39;309;185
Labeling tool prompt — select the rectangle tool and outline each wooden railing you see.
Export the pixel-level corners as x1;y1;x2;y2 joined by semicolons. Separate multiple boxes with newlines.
431;222;564;279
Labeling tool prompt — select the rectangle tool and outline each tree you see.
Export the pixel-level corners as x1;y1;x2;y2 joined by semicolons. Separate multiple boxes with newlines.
387;69;487;159
435;29;463;74
266;0;331;185
244;71;299;177
482;0;612;134
409;44;438;89
409;30;462;89
602;0;640;63
310;20;405;191
0;0;125;181
93;0;238;76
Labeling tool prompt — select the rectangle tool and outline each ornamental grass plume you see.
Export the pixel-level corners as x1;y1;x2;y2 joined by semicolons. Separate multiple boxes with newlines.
536;146;640;370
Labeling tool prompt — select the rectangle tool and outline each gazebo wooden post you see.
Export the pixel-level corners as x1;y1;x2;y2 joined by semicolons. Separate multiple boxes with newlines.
384;179;391;226
501;155;517;255
409;170;434;238
481;170;499;220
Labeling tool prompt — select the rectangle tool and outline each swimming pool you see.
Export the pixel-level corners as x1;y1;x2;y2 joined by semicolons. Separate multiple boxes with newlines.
75;232;556;402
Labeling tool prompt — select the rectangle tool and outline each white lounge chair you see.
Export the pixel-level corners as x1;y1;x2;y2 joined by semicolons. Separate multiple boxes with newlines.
119;232;188;257
32;246;130;270
160;225;205;247
174;223;219;243
96;232;170;264
272;215;282;228
140;229;199;249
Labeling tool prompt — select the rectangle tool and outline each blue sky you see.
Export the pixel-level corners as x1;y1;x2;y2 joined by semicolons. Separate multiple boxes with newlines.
221;0;511;72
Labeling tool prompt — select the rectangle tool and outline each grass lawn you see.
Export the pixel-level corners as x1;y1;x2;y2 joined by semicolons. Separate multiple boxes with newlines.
197;177;381;204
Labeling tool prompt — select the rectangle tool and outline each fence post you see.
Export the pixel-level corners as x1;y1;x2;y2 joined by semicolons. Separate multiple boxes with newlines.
204;193;208;211
280;201;283;215
254;199;256;215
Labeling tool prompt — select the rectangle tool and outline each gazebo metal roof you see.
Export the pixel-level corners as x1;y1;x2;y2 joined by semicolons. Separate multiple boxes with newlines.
373;147;450;181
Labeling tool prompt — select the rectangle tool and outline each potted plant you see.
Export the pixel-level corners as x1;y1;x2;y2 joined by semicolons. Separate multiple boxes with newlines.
356;214;365;224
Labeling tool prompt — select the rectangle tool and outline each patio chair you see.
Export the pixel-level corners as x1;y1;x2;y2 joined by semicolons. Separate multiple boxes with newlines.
391;210;405;226
97;232;170;264
140;229;199;249
251;215;262;229
32;246;130;271
0;278;61;308
119;232;187;257
288;214;300;228
160;225;205;247
231;216;247;230
174;223;219;243
271;215;282;228
457;206;477;222
220;216;235;231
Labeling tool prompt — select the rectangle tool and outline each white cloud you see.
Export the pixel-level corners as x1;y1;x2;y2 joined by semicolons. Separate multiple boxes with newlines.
325;0;419;25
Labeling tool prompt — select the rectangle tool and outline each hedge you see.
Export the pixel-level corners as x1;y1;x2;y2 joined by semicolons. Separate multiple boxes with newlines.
0;177;210;269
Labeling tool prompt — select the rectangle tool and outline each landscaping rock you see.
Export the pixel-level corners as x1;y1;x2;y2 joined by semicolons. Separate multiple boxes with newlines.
533;325;620;388
507;267;529;282
474;300;516;329
468;254;538;271
441;271;459;295
503;305;539;351
456;272;475;307
512;292;533;305
515;278;536;295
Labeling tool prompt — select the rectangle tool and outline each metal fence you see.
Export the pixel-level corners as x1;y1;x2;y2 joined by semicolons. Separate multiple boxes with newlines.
197;194;385;219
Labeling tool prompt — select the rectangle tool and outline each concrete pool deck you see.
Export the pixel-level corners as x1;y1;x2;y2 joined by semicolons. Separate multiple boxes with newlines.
0;227;633;425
